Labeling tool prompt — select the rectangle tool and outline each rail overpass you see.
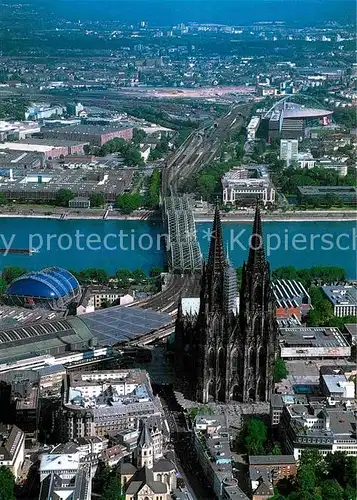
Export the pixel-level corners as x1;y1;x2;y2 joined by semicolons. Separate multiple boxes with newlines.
124;103;251;344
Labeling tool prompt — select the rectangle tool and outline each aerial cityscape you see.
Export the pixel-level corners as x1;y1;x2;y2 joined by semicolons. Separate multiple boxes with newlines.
0;0;356;499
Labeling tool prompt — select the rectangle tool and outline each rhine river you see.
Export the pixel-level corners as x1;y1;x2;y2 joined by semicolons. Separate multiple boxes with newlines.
0;218;356;278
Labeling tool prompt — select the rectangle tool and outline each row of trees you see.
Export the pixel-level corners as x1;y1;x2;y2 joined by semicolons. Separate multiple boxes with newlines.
115;168;161;213
272;165;357;197
0;265;163;294
93;137;144;167
270;450;356;500
271;265;346;288
307;286;357;328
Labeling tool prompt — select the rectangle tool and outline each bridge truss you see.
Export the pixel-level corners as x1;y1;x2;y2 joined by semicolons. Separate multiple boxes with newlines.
164;196;202;274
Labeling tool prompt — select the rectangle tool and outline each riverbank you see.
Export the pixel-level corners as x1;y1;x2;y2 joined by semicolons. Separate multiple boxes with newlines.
194;210;357;222
0;207;355;222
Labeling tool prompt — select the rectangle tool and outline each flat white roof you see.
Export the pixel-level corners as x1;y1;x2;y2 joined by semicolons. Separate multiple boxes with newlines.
0;143;52;153
40;453;80;472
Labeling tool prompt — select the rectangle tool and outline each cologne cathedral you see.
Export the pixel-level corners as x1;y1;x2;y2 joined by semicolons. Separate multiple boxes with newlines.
174;204;278;404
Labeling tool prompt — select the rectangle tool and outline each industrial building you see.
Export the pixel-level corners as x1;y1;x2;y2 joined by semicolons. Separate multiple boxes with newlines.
322;284;357;317
279;326;351;359
0;150;44;170
40;123;133;146
297;186;357;205
0;168;133;203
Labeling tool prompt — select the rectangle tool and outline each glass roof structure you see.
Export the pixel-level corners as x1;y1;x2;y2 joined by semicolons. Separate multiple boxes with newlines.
81;306;172;345
7;267;80;300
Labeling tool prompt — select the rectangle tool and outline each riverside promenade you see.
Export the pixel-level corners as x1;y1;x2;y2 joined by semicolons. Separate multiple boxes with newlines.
0;205;355;222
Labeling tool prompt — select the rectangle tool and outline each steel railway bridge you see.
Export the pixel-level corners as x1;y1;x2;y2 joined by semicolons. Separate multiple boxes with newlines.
163;195;202;274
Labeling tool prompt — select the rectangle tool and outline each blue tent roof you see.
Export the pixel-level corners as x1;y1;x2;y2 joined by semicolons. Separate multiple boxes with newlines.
7;267;80;299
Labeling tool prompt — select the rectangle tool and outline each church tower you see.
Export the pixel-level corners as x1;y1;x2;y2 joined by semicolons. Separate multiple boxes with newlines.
136;420;154;469
238;204;277;402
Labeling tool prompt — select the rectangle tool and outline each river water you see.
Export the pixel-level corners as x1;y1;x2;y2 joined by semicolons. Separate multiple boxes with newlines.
0;217;355;278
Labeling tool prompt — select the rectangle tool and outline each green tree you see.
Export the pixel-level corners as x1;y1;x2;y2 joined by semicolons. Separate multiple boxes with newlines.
102;473;125;500
236;267;243;285
297;466;316;493
131;268;147;284
90;192;106;208
0;466;15;500
270;444;282;455
116;193;142;213
55;188;74;207
116;269;132;288
274;358;288;382
132;128;147;145
2;266;27;284
0;278;7;294
149;266;163;278
242;418;268;455
320;479;343;500
0;193;7;205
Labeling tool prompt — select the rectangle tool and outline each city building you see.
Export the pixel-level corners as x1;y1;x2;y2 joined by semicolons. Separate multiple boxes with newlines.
280;402;357;460
297;151;316;169
322;285;357;317
59;370;163;440
0;425;25;480
175;205;277;403
25;104;63;121
272;279;312;321
297;186;357;206
222;167;275;206
39;451;96;500
249;455;297;500
279;326;351;359
40;124;133;146
193;415;249;500
247;116;261;140
344;323;357;345
280;139;298;166
320;371;355;406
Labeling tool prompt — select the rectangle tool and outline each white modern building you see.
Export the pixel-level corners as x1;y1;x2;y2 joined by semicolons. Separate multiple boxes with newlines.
280;139;298;166
322;285;357;317
279;326;351;359
247;116;261;140
222;168;275;206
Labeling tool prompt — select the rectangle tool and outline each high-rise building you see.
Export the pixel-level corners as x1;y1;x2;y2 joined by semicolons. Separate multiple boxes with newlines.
280;139;299;166
175;205;277;403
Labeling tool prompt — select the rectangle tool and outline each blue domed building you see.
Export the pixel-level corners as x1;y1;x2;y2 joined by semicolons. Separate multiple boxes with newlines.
7;267;81;310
